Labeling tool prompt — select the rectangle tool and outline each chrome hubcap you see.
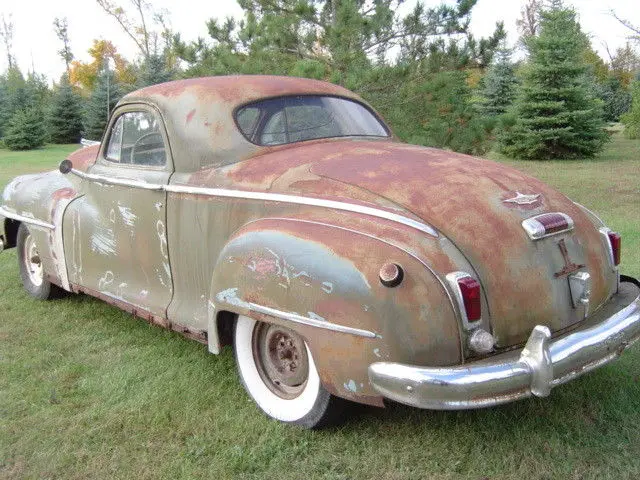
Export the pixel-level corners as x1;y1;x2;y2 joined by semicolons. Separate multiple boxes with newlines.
252;323;309;399
24;234;43;287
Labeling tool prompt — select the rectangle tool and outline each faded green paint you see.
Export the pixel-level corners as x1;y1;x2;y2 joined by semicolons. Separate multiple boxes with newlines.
0;76;623;407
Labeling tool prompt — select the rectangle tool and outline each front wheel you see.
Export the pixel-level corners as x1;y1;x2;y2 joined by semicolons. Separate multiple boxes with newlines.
17;224;63;300
234;315;346;428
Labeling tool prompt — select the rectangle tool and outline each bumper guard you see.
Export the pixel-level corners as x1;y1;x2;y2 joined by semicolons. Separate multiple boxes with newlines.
369;281;640;410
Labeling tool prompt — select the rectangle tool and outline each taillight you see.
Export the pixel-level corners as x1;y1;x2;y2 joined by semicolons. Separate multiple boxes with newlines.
458;277;481;322
522;212;574;240
446;272;482;325
608;231;621;266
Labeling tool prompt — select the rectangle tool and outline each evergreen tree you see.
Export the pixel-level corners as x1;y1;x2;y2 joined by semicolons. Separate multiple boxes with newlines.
478;47;518;116
136;53;174;87
4;107;47;150
499;3;608;159
594;76;632;122
621;80;640;139
83;65;122;141
391;70;494;155
49;75;84;144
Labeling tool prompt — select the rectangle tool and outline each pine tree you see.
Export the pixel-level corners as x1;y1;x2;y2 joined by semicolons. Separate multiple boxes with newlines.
478;47;518;116
83;66;121;141
137;53;174;87
4;107;47;150
49;75;84;144
499;3;608;159
393;70;494;155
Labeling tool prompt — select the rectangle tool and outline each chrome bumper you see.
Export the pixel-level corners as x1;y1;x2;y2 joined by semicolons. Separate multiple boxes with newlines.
369;281;640;410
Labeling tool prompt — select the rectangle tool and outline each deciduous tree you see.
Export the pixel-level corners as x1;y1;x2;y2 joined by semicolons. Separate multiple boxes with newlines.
621;80;640;138
53;18;74;77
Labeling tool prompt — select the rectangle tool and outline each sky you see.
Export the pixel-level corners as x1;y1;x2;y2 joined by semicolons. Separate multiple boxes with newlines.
0;0;638;82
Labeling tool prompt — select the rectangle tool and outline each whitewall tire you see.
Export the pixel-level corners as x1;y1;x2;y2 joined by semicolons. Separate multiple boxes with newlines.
234;315;345;428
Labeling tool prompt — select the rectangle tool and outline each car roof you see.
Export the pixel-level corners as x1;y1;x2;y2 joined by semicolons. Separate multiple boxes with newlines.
124;75;359;107
117;75;368;172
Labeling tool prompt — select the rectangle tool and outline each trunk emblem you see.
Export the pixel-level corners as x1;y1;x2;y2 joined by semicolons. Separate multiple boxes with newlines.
503;192;541;205
554;239;585;278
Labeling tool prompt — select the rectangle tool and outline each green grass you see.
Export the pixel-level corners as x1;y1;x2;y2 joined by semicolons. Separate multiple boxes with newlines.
1;138;639;479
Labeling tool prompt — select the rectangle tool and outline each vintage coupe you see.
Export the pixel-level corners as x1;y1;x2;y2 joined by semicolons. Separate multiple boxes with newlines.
1;76;639;428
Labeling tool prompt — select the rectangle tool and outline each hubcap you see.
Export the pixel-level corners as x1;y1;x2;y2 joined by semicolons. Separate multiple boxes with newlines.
252;323;309;399
24;234;43;287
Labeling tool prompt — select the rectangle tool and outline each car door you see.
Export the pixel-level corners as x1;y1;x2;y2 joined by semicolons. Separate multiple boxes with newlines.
65;105;173;318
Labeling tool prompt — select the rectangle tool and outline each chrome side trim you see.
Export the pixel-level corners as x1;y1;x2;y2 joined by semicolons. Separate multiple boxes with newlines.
69;169;164;191
248;302;378;339
166;184;438;237
66;170;439;237
80;138;100;147
0;206;55;230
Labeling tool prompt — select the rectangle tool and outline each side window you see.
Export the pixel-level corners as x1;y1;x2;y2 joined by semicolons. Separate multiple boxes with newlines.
105;111;167;167
105;116;124;162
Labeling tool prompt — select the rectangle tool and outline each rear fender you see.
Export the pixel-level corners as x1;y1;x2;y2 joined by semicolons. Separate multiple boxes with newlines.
208;218;461;404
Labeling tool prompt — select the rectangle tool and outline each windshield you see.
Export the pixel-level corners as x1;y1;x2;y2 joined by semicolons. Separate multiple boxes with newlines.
235;95;389;146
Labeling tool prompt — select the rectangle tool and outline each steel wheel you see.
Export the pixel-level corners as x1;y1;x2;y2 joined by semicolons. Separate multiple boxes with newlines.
252;322;309;399
17;224;63;300
234;315;346;428
23;233;44;287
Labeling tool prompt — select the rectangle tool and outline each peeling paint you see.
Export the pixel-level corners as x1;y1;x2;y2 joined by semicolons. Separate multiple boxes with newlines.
344;379;358;392
321;281;334;294
118;205;137;227
98;271;115;290
216;287;250;309
307;311;326;322
90;227;116;256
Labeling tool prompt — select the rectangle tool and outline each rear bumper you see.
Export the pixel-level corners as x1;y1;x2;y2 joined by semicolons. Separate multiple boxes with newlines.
368;280;640;410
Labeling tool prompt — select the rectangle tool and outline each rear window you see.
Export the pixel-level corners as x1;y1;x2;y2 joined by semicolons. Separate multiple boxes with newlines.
235;95;389;146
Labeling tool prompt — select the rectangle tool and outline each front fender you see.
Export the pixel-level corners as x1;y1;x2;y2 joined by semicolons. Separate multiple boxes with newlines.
208;218;461;404
1;171;80;290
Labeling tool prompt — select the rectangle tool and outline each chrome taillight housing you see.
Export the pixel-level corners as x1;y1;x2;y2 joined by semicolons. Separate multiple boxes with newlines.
600;227;621;267
522;212;574;240
446;272;482;327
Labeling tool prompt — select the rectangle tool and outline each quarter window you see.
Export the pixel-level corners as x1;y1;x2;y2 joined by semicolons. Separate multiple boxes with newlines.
105;111;167;167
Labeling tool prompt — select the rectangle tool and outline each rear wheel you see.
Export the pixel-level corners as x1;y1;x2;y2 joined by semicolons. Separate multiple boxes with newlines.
17;224;63;300
234;315;345;428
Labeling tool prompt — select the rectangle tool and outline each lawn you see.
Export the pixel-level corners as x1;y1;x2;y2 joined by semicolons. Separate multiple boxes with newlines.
1;137;639;480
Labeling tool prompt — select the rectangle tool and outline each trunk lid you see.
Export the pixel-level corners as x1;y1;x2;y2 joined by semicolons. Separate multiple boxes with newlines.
301;141;616;346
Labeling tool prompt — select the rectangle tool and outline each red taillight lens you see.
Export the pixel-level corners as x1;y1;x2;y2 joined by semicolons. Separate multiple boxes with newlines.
457;277;481;322
608;231;621;266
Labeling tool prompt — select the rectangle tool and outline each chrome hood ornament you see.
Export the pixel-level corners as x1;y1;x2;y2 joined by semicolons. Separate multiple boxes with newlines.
503;191;541;205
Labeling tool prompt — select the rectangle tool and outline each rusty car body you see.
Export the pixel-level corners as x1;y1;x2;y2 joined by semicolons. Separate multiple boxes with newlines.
2;75;639;428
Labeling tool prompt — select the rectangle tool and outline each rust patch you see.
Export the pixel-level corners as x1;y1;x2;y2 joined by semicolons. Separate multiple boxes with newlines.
186;108;196;124
66;144;99;172
71;283;207;344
